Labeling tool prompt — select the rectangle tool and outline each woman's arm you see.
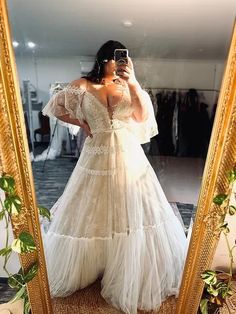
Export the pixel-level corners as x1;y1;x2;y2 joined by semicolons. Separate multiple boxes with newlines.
57;78;92;137
57;114;81;126
116;58;148;122
128;83;148;122
58;114;92;137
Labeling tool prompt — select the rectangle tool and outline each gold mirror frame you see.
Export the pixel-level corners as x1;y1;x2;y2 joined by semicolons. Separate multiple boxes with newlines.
0;0;235;312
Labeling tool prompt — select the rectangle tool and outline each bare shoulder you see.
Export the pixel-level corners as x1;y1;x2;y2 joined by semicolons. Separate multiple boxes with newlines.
70;78;88;89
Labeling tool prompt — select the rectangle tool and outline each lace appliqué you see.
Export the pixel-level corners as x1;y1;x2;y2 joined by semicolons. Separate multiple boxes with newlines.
46;221;171;241
78;165;116;176
83;144;125;155
64;85;86;95
42;85;86;123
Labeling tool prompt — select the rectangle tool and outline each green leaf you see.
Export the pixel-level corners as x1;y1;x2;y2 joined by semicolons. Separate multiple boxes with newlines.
229;205;236;215
201;270;217;285
19;232;36;250
200;298;209;314
228;169;236;183
213;194;228;206
23;262;38;283
0;246;12;257
38;206;51;221
221;288;232;299
9;285;26;303
8;273;25;289
215;281;228;290
24;299;31;314
11;232;36;254
207;285;219;297
0;210;5;221
0;175;15;194
219;222;230;234
202;270;216;277
4;195;22;214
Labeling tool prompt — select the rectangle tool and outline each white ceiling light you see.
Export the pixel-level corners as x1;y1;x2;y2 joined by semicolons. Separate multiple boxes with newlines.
12;41;19;47
27;41;36;49
122;20;133;28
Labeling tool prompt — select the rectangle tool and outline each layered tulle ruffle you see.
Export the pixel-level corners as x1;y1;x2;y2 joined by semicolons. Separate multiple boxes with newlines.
42;129;187;314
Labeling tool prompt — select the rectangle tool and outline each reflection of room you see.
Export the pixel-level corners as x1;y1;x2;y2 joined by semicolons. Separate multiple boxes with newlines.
14;54;224;202
2;0;235;312
8;0;233;242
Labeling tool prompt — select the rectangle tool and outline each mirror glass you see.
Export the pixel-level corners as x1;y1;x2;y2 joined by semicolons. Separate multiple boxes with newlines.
4;0;236;312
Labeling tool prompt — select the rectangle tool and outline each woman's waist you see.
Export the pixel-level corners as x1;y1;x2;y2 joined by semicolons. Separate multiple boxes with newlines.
90;119;130;135
84;126;141;153
92;127;124;135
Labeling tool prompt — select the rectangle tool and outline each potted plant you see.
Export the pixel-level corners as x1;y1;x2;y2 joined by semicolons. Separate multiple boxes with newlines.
199;168;236;314
0;174;50;313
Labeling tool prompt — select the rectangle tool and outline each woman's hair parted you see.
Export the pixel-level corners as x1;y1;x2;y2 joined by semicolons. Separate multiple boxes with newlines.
83;40;127;84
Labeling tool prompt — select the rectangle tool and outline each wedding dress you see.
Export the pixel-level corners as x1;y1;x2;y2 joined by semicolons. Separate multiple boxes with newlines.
42;82;187;314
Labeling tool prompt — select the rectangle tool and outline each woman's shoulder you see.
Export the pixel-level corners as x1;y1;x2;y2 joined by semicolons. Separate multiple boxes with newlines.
69;78;88;90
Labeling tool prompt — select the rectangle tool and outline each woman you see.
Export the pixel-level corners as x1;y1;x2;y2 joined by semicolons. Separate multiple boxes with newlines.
42;40;187;314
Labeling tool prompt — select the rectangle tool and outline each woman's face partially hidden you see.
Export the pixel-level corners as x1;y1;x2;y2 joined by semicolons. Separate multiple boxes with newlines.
104;59;116;76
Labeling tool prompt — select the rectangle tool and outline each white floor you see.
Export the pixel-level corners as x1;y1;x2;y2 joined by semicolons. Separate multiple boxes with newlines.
148;155;205;206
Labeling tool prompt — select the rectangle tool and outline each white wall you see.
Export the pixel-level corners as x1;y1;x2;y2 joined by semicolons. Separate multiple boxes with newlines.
15;56;88;105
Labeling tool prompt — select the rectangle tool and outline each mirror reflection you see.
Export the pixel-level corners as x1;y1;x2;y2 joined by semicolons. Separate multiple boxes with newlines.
5;0;235;312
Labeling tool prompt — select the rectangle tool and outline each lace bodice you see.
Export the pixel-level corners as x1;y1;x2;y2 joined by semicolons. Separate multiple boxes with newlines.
42;85;158;144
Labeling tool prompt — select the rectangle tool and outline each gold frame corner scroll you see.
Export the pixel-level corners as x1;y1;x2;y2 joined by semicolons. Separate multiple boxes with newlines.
176;22;236;314
0;0;52;313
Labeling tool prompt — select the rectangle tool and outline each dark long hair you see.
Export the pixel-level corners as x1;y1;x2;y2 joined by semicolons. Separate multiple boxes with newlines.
83;40;127;84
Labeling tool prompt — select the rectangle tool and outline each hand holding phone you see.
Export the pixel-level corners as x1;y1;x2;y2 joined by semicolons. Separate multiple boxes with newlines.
114;49;138;86
114;49;129;66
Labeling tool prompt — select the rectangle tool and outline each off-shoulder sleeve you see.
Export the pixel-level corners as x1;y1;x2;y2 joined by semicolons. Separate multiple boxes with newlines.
42;85;86;123
129;90;158;144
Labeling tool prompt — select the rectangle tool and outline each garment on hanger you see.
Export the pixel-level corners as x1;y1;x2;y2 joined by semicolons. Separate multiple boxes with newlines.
155;90;175;156
147;87;212;158
34;82;80;162
178;89;212;157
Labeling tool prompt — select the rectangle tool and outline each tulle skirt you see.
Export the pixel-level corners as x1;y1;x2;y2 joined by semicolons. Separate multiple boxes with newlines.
42;127;187;314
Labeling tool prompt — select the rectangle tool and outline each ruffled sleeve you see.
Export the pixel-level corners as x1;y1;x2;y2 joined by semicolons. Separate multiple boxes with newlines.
42;85;86;122
129;90;158;144
42;85;86;135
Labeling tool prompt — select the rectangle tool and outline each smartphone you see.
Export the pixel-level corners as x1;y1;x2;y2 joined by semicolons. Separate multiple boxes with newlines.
114;49;129;66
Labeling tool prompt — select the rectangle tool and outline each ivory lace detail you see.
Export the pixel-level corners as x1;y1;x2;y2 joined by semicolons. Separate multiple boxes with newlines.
83;144;125;155
41;83;186;314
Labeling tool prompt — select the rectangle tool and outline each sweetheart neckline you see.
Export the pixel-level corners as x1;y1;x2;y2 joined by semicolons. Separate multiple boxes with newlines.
85;90;123;110
66;85;125;110
65;85;130;120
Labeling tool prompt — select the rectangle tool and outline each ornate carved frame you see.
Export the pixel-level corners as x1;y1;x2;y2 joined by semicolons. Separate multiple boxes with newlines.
0;0;235;312
176;22;236;313
0;1;52;313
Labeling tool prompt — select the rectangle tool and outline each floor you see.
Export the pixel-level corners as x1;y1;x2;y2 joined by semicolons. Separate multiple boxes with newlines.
52;280;177;314
148;155;205;205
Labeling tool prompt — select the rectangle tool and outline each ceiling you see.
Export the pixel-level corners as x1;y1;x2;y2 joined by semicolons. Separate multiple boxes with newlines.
7;0;236;60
